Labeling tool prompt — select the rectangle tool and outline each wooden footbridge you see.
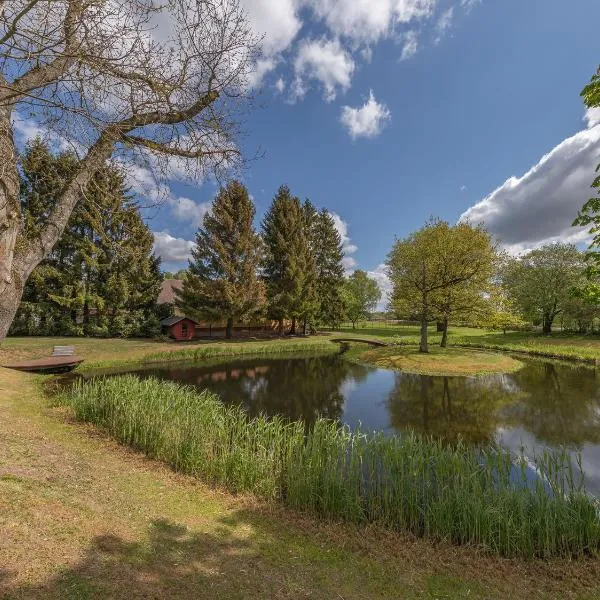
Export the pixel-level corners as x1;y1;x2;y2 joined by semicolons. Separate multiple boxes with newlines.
330;337;391;347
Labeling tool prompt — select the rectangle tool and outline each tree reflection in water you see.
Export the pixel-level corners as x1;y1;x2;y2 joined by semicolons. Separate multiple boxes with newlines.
503;361;600;447
386;372;516;445
135;353;370;426
112;354;600;450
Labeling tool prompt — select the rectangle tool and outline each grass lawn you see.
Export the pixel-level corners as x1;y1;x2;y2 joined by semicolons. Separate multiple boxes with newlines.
354;346;523;376
335;324;600;362
1;337;600;598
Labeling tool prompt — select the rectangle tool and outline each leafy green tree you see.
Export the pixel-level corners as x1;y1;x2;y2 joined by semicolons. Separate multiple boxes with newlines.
478;285;526;333
502;243;584;334
388;219;496;352
176;181;265;339
342;270;381;328
262;186;314;334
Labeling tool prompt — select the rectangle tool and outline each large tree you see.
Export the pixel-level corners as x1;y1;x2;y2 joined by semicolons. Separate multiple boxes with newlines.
502;243;584;334
0;0;256;339
388;219;496;352
312;208;346;329
176;181;264;339
342;270;381;328
262;186;314;335
12;140;161;337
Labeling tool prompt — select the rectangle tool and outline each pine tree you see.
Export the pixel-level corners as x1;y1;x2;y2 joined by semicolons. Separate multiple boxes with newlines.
12;141;161;337
312;209;345;328
176;181;265;338
262;186;313;334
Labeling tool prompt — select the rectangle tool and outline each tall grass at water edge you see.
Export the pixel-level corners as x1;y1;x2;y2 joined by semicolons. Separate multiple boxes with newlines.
59;375;600;558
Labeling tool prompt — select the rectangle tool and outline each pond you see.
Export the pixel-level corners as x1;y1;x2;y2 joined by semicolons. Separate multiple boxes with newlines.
84;350;600;494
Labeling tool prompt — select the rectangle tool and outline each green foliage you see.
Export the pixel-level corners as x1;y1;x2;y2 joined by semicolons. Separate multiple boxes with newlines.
61;375;600;558
342;270;381;327
387;219;496;351
573;67;600;303
502;243;585;334
311;208;346;328
176;181;265;337
262;186;315;332
11;140;161;338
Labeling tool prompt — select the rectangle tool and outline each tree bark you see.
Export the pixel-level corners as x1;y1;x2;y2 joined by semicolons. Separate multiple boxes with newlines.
542;313;553;335
440;316;449;348
420;291;429;353
278;318;284;336
290;316;296;335
436;321;445;332
226;317;233;339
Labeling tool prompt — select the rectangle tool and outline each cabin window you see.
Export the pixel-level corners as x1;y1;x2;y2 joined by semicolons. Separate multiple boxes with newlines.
181;323;188;337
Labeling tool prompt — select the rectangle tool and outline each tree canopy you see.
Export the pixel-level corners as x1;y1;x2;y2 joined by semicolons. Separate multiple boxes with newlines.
388;219;496;352
342;270;381;328
0;0;257;339
176;181;265;339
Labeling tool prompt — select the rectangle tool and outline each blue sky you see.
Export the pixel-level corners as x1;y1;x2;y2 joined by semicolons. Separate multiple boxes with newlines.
142;0;600;298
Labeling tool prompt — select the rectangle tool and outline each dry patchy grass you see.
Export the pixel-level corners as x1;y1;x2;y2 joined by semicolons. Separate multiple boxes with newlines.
0;348;599;598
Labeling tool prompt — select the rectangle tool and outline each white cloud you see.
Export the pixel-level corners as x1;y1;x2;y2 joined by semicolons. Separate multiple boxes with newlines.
399;30;419;61
331;212;359;270
585;107;600;128
340;90;391;139
275;77;286;93
461;111;600;254
367;263;392;310
434;7;454;44
153;231;195;263
247;57;279;89
168;196;211;227
461;0;481;13
305;0;436;44
293;38;355;102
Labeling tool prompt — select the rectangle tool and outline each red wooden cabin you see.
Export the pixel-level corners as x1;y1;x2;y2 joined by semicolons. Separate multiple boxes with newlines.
160;316;198;341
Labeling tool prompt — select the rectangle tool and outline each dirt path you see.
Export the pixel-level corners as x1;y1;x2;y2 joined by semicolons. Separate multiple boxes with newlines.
1;367;599;599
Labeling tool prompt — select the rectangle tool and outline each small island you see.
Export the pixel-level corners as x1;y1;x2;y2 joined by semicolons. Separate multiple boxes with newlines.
354;346;523;377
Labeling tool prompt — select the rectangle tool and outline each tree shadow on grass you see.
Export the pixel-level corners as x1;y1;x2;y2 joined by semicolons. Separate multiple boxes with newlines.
3;516;290;600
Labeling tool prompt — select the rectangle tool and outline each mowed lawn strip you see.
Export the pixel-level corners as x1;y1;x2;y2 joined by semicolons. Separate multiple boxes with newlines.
0;338;599;598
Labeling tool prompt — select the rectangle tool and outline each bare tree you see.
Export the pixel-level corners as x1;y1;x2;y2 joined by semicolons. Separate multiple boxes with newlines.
0;0;257;338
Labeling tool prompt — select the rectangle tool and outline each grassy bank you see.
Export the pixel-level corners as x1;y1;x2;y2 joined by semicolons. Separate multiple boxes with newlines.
334;325;600;363
348;345;523;376
59;375;600;559
0;335;337;372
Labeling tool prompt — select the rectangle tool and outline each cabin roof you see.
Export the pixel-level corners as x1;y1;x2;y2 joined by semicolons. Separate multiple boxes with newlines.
157;279;183;305
160;315;197;327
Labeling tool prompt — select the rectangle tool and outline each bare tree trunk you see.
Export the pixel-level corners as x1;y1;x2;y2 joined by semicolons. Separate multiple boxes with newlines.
278;318;284;336
420;291;429;353
542;313;553;335
226;317;233;339
440;316;449;348
290;316;296;335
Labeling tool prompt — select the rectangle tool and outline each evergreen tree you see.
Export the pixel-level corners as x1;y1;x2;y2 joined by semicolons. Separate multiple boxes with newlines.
312;208;346;328
176;181;265;339
262;186;314;334
12;140;161;337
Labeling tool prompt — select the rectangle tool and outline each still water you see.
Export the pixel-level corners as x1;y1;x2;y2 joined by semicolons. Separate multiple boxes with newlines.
94;351;600;494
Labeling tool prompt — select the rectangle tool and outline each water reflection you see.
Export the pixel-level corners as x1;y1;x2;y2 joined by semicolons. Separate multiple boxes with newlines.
100;352;600;491
128;354;370;425
386;373;519;445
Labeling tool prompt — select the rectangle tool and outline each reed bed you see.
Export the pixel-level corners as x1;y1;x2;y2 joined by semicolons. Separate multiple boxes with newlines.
59;375;600;558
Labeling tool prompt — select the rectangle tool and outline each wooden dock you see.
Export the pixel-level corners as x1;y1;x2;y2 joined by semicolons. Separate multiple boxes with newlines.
2;355;84;373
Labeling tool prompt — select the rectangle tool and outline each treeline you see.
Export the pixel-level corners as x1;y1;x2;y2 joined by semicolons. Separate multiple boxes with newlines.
11;141;162;337
387;218;600;352
176;181;381;337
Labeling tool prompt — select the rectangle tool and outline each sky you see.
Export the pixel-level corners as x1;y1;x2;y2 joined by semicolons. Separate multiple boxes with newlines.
15;0;600;305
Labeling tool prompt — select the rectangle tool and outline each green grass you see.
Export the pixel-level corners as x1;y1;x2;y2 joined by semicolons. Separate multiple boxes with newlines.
346;345;523;376
59;375;600;559
333;325;600;363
